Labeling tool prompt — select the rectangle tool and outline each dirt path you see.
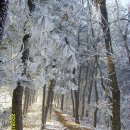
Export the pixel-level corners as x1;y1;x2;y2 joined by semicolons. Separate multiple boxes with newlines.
1;98;67;130
55;110;93;130
23;101;66;130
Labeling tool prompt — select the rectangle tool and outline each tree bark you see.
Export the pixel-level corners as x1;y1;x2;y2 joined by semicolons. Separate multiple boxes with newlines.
99;1;121;130
0;0;9;44
74;66;82;124
71;90;75;118
74;90;80;124
11;26;31;130
81;65;89;117
12;82;23;130
93;64;98;127
11;1;35;130
42;79;55;129
41;85;46;130
49;85;54;120
23;87;30;117
61;94;64;111
11;27;30;130
87;65;95;104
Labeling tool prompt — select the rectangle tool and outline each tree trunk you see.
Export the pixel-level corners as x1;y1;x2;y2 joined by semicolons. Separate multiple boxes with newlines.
93;64;98;127
71;90;75;118
11;1;35;130
32;89;37;103
28;88;33;106
99;1;121;130
42;80;55;129
12;82;23;130
0;0;9;44
74;66;82;124
12;31;30;130
74;90;80;124
23;87;30;117
41;85;46;130
61;94;64;111
87;66;95;104
49;85;54;120
81;65;89;117
11;31;30;130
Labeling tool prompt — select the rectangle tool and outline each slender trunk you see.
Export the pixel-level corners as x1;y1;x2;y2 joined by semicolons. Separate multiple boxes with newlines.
41;85;46;130
28;88;33;106
23;87;30;117
49;86;54;120
87;66;95;104
53;95;58;108
12;82;23;130
56;94;60;108
81;85;86;117
99;1;121;130
0;0;9;44
94;107;98;127
71;90;75;117
32;89;37;103
81;65;89;117
44;80;55;128
93;64;98;127
35;90;37;102
61;94;64;111
74;90;80;124
74;66;81;124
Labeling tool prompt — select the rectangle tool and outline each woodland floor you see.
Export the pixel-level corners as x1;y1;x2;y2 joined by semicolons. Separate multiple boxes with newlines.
0;87;111;130
23;100;67;130
0;87;67;130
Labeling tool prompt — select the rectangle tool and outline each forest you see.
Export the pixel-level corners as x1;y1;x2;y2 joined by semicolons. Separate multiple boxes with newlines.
0;0;130;130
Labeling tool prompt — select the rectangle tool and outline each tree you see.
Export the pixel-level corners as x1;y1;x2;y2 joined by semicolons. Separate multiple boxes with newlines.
98;0;121;130
0;0;9;44
41;79;55;129
12;81;23;130
11;0;35;130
